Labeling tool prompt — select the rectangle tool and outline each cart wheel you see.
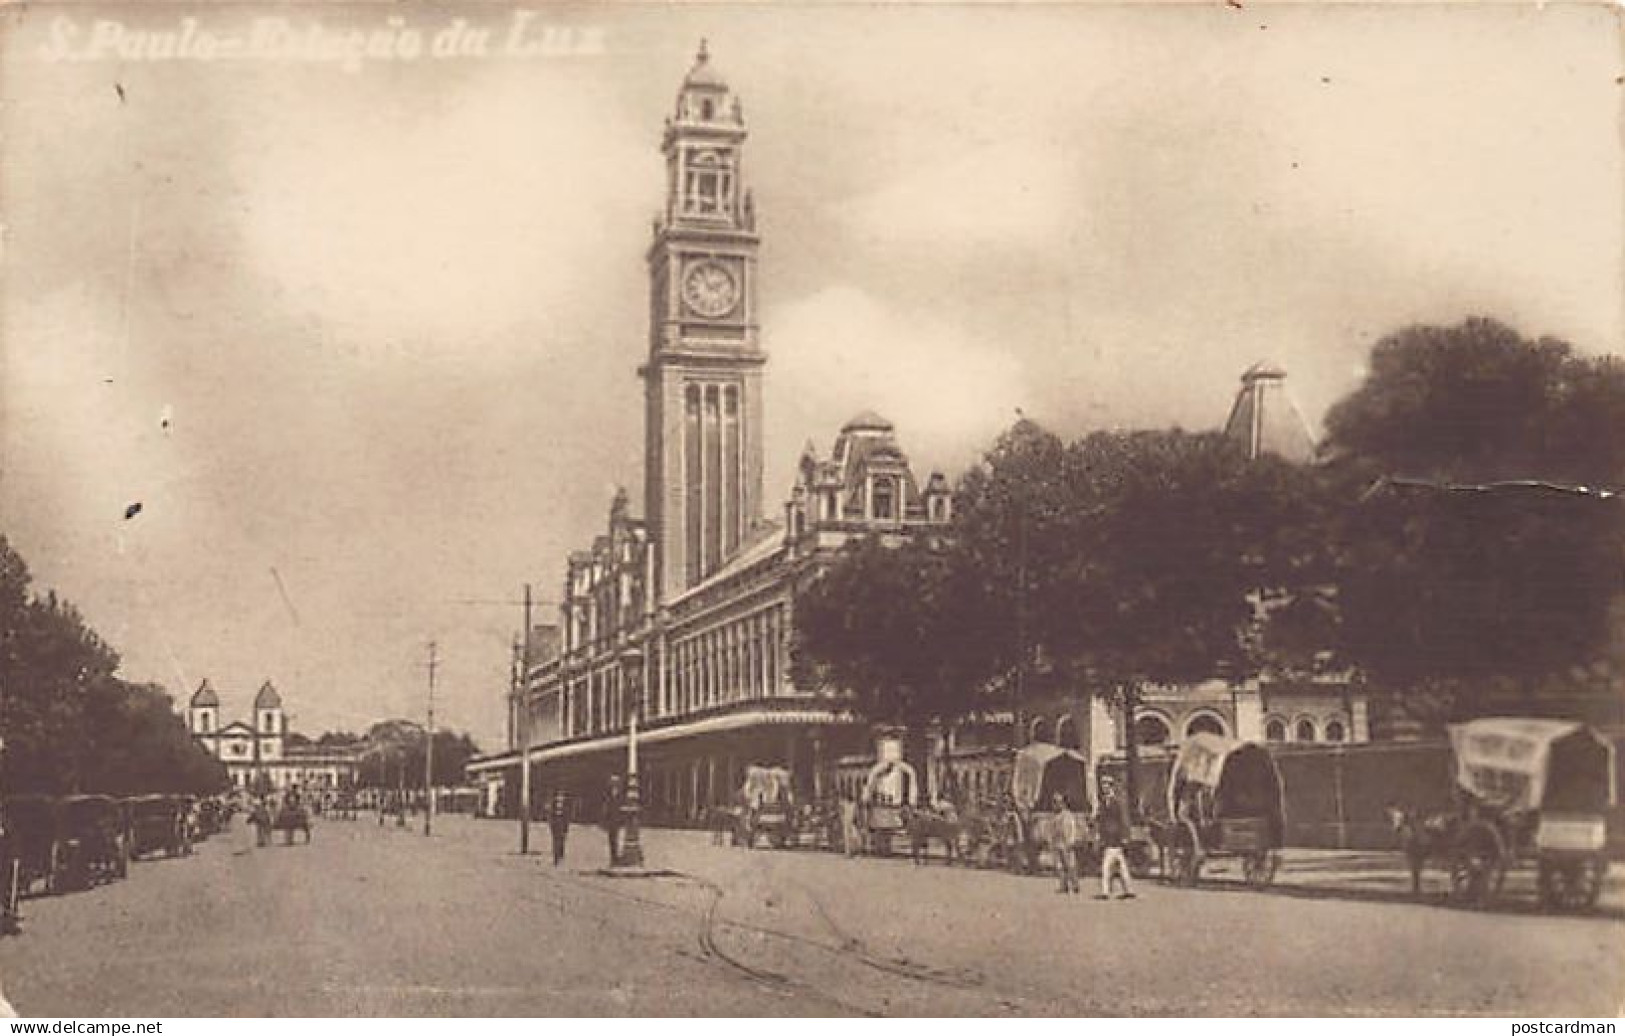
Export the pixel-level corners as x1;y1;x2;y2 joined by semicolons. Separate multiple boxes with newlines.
1450;823;1505;908
1242;850;1279;889
1582;859;1607;909
1540;858;1605;912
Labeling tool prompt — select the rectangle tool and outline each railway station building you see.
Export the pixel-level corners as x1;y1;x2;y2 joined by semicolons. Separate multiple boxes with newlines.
467;45;1366;820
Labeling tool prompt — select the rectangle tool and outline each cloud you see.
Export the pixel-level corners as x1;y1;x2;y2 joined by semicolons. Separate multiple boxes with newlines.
834;141;1081;253
764;285;1029;491
235;67;655;369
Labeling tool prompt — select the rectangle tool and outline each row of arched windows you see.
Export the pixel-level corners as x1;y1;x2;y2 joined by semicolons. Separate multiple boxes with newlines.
1265;715;1347;743
1135;710;1349;746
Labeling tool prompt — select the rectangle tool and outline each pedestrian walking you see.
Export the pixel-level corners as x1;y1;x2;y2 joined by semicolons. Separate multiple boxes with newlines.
1095;778;1136;900
1050;792;1084;894
547;789;572;866
249;799;271;848
601;776;624;866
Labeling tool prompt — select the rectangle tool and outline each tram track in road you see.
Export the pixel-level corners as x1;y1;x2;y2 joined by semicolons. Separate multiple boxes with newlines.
492;851;874;1014
785;872;989;993
502;849;1014;1014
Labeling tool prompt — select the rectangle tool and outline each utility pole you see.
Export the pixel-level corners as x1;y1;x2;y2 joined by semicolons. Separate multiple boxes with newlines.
425;640;437;837
519;583;533;855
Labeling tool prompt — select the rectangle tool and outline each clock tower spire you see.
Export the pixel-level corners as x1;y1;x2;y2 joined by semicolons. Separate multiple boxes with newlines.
643;42;764;600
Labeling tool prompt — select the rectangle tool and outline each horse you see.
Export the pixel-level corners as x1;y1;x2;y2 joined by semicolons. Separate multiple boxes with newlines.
903;803;965;866
1386;803;1463;897
273;802;312;845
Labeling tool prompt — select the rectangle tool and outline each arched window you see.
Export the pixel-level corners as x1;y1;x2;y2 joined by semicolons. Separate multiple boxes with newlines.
1029;717;1052;745
1265;718;1287;742
1056;716;1081;751
1185;713;1227;739
1324;720;1346;742
1133;713;1171;747
1295;718;1317;742
871;477;896;521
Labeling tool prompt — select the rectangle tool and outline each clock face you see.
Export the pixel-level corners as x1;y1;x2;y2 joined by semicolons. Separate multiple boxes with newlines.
682;261;738;318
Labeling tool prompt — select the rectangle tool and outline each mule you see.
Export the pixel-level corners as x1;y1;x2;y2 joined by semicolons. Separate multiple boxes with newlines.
273;804;313;846
904;804;964;866
1386;803;1462;897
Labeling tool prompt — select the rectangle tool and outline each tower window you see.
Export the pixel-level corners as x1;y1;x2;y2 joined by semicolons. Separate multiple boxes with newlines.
682;152;732;216
700;98;714;120
871;478;896;520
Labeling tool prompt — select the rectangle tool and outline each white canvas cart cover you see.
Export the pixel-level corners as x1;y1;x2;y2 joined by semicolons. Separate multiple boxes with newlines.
863;759;919;806
1448;718;1616;813
1010;743;1092;811
740;766;792;808
1167;733;1286;828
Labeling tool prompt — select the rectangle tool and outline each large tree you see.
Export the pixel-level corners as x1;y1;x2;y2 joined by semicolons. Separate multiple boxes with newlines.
1041;429;1322;812
1316;318;1625;721
793;534;986;769
356;721;481;789
0;535;227;795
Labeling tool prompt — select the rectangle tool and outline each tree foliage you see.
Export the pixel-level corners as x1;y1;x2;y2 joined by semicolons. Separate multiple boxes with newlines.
0;536;228;795
355;721;480;788
793;534;985;728
1316;318;1625;707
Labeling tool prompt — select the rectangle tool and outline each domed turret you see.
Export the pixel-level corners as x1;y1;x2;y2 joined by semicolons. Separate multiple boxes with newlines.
1224;360;1316;464
682;39;728;90
841;410;895;435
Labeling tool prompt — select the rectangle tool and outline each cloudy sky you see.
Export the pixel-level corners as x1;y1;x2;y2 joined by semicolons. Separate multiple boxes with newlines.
2;2;1620;748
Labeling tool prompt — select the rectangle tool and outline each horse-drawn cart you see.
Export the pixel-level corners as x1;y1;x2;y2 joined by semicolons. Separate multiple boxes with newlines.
738;766;796;849
4;796;68;895
1163;733;1286;888
1000;743;1093;874
859;757;920;856
1441;718;1613;911
126;795;191;860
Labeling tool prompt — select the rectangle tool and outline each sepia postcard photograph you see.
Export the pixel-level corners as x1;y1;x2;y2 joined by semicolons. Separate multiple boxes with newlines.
0;0;1622;1019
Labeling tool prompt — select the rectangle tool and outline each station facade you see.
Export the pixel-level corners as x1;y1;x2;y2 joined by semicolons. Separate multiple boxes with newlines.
468;45;953;821
468;45;1366;820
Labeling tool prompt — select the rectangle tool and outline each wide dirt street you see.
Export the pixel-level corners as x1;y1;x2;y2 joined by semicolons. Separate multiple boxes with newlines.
2;813;1620;1016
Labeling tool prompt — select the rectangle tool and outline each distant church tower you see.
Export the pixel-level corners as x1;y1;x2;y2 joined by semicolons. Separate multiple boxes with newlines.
642;41;765;601
188;679;219;736
254;680;285;761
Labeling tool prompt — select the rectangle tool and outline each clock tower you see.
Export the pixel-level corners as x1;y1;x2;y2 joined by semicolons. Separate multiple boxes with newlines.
642;42;764;600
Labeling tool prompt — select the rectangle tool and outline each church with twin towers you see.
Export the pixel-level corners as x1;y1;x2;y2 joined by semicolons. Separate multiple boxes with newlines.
467;43;1357;821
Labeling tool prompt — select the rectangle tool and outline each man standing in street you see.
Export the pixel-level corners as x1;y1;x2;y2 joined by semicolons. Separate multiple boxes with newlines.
1095;777;1137;900
601;775;624;867
1050;792;1084;894
547;788;573;867
250;798;272;848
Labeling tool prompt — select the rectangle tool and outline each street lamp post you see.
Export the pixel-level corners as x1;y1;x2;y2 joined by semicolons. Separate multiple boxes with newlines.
425;640;437;838
616;646;646;869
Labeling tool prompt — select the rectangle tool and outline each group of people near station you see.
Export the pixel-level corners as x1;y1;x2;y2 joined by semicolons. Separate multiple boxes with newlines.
1050;776;1136;900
